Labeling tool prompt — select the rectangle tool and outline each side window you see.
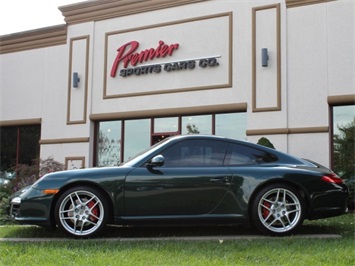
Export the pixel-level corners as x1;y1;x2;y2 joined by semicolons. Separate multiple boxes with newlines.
225;143;277;166
161;140;227;167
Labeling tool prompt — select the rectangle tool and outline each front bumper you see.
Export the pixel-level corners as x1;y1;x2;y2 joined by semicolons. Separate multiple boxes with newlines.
10;186;54;227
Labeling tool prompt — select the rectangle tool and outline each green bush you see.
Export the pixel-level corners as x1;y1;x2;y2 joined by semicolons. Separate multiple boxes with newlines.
0;185;12;224
0;157;64;225
257;137;275;149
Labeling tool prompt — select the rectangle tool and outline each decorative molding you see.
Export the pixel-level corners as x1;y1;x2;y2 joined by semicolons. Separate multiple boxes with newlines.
0;25;67;54
0;0;337;54
0;118;42;127
90;103;247;121
286;0;336;8
65;156;86;170
59;0;209;25
328;94;355;106
247;128;288;136
0;0;206;54
103;12;233;99
246;126;329;136
252;4;281;112
39;137;90;145
67;36;90;125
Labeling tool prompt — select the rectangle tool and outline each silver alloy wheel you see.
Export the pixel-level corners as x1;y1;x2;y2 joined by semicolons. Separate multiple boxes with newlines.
58;190;105;236
257;188;302;233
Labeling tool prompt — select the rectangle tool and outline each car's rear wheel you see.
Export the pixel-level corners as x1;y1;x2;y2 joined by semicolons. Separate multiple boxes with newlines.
55;186;108;238
251;183;305;236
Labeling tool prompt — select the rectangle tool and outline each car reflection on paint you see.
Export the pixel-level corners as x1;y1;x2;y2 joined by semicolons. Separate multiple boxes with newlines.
10;135;349;238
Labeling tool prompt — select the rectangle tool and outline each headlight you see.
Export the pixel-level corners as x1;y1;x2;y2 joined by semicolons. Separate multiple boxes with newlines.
11;196;21;204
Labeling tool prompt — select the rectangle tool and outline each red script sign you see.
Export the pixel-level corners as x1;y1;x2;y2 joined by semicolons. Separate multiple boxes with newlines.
110;40;179;77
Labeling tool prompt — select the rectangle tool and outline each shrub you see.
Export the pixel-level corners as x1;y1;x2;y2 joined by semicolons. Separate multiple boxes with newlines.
11;157;65;192
257;137;275;149
0;185;12;224
0;157;64;225
39;157;65;178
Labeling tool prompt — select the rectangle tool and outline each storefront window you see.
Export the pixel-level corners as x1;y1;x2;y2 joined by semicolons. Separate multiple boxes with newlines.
332;105;355;179
19;125;41;165
124;119;150;161
97;121;121;166
95;112;246;166
154;117;179;133
0;127;17;172
0;125;40;172
215;113;247;140
182;115;212;134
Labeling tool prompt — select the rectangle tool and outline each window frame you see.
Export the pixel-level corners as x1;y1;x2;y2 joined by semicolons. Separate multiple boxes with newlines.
329;103;355;173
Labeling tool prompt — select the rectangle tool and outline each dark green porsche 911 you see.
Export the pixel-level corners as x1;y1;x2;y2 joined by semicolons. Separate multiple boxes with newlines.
10;135;348;238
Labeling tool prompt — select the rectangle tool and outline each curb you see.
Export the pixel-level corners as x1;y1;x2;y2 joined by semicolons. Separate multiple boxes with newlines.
0;234;342;242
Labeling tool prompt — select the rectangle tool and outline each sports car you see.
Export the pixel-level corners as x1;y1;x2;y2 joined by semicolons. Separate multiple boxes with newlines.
10;135;348;238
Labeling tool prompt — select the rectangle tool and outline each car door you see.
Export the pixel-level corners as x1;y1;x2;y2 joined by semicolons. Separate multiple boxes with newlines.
124;139;233;216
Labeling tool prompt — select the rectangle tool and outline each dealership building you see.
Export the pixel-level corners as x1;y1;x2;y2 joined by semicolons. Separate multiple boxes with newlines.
0;0;354;171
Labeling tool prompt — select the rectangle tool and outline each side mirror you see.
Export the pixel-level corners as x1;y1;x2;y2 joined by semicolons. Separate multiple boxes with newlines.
148;155;165;167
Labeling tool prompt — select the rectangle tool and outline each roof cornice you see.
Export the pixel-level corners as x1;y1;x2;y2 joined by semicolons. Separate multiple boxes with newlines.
286;0;336;8
0;0;207;54
0;25;67;54
0;0;338;54
59;0;208;25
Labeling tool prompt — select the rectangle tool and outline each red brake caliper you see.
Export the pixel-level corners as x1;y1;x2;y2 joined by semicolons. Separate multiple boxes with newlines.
262;201;271;219
87;201;98;222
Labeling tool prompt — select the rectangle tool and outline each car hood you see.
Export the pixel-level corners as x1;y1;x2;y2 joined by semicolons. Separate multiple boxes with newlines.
31;166;133;191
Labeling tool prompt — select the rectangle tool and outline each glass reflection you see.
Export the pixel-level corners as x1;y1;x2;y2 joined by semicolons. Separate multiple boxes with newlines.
333;105;355;179
154;117;178;133
215;113;246;139
333;105;355;135
95;112;248;166
97;121;121;166
124;119;150;161
181;115;212;134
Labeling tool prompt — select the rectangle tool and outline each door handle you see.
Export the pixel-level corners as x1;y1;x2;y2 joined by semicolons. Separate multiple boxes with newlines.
210;177;231;184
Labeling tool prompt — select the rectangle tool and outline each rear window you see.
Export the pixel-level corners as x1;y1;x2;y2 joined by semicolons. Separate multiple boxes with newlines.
224;143;277;166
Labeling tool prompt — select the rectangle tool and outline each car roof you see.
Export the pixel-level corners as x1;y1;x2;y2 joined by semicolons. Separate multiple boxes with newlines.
167;134;311;166
169;134;236;141
167;134;254;146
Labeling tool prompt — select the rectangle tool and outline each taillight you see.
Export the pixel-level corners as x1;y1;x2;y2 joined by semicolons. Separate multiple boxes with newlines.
321;173;343;184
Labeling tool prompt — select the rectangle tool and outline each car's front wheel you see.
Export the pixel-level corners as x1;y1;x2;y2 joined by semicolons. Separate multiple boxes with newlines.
55;186;108;238
251;183;305;236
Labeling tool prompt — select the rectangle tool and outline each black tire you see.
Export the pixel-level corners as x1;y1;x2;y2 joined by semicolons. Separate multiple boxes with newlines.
251;183;305;236
55;186;109;238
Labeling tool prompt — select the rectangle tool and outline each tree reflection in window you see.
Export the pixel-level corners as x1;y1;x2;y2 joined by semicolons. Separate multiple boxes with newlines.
333;105;354;179
98;121;121;166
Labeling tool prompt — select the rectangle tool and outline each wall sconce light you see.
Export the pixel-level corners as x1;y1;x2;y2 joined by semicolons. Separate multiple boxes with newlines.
73;72;80;88
261;48;269;67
